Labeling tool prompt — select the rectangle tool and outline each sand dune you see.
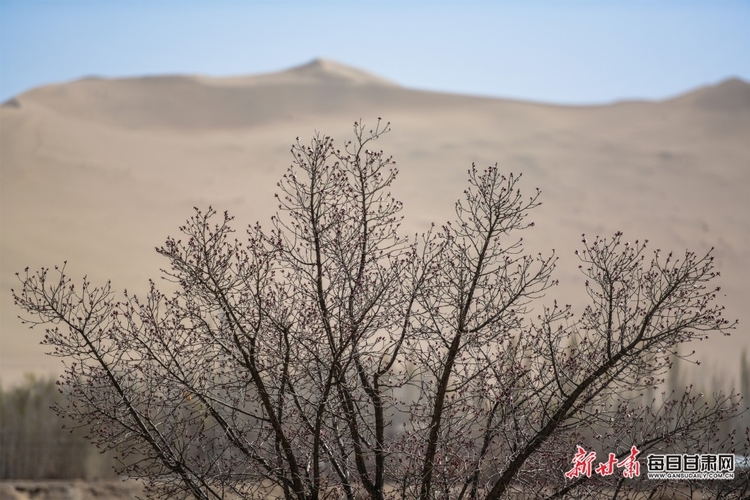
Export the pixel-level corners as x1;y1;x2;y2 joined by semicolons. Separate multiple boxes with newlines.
669;77;750;112
7;59;483;131
1;60;748;388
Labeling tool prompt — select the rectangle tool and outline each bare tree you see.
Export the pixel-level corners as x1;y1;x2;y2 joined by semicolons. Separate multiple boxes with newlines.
13;120;748;499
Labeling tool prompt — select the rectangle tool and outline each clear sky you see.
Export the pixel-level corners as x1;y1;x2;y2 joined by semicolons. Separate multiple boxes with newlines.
1;0;748;105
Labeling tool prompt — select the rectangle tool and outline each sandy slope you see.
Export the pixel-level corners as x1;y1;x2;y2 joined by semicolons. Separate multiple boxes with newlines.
1;59;748;388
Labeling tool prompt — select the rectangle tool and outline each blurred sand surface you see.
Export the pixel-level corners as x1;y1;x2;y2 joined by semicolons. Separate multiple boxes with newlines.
0;480;142;500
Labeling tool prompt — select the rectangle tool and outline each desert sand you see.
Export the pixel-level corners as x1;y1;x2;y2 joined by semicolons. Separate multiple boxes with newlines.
1;58;749;388
0;480;142;500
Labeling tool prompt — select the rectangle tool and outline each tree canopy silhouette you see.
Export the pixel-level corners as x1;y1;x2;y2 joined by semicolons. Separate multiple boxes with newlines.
13;120;748;499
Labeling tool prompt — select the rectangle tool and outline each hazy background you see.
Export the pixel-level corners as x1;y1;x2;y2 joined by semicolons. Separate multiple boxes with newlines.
2;0;749;105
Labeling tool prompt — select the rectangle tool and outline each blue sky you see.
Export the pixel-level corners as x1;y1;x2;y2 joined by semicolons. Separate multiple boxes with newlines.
1;0;748;105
